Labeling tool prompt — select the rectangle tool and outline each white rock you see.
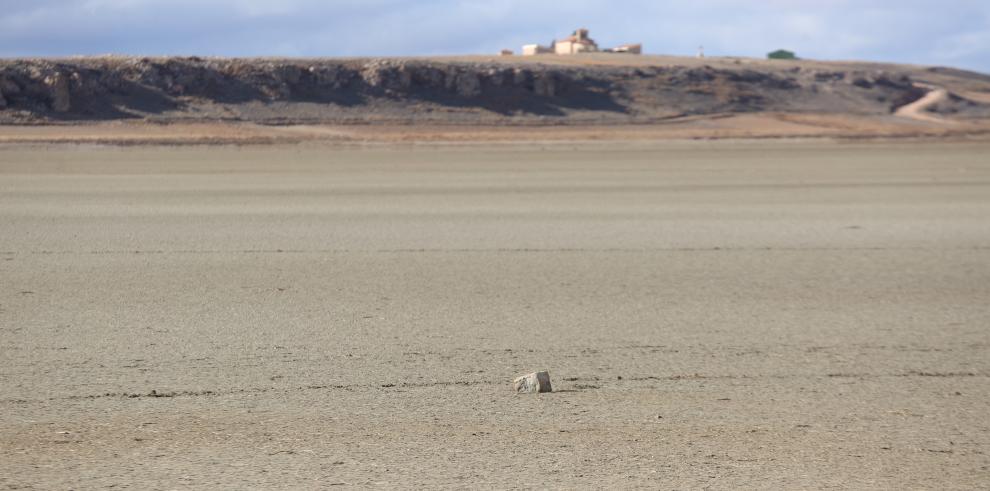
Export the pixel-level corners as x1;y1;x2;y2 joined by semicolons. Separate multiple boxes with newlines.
513;371;552;393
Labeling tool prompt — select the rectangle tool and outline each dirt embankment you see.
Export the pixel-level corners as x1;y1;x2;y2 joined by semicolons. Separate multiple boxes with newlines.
1;56;988;126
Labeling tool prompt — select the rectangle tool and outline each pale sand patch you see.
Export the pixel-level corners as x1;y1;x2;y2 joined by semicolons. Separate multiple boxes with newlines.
959;90;990;104
895;85;954;124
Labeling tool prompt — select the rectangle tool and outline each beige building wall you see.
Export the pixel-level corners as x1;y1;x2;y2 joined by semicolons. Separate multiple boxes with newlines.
554;41;574;55
554;41;596;55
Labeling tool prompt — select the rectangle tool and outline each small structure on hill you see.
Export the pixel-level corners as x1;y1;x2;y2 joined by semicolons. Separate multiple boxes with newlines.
606;44;643;55
522;44;553;56
522;29;642;56
768;49;797;60
499;49;514;56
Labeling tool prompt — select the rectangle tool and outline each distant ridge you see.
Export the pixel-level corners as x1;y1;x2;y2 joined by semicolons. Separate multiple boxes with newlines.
1;55;989;125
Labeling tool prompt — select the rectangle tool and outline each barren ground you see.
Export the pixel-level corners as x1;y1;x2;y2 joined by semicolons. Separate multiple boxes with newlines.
1;140;989;488
2;112;990;146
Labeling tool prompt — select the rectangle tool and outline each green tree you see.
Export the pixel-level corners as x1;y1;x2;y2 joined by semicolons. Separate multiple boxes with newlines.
767;49;797;60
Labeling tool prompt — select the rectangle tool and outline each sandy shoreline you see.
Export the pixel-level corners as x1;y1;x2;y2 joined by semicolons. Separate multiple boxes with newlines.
2;112;990;147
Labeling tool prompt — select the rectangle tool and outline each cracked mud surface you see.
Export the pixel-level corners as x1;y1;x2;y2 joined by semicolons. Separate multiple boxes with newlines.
1;141;989;488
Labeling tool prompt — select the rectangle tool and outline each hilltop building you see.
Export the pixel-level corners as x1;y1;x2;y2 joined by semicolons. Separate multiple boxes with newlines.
522;29;641;56
554;28;599;55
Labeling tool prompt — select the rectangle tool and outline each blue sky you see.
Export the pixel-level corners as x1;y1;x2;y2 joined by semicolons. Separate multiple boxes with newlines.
1;0;988;72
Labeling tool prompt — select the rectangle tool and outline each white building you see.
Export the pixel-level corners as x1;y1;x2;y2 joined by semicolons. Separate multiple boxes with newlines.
522;44;553;56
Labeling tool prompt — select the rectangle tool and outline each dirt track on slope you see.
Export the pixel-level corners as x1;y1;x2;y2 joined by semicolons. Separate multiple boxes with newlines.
896;85;951;123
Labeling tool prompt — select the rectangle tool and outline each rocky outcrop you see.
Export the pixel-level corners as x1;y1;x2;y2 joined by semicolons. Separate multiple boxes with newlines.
0;76;18;110
454;72;481;97
361;59;412;92
44;72;72;112
533;73;556;97
0;57;984;123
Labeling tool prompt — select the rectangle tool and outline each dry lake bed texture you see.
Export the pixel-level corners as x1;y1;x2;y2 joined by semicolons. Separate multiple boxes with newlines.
1;140;989;488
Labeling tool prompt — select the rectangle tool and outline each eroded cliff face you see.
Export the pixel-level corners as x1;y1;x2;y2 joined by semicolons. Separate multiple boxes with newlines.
0;56;980;124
